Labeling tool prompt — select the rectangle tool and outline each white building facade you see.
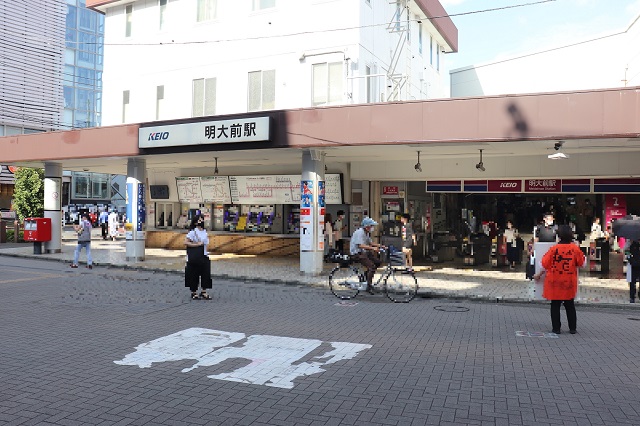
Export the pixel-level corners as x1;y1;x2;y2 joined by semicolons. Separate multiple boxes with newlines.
450;13;640;97
91;0;457;125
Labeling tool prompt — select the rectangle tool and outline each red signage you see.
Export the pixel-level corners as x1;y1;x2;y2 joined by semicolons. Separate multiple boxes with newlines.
382;186;399;195
300;208;311;216
487;180;522;192
525;179;561;192
605;194;627;228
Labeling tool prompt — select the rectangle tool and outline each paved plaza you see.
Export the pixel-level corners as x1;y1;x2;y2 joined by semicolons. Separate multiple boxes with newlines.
2;244;640;425
0;228;635;307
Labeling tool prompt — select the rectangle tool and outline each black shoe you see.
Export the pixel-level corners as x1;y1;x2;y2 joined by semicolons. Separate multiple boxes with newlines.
366;286;375;295
552;329;561;334
569;329;577;334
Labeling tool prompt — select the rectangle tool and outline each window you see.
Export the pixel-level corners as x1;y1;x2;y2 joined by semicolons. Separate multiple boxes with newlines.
365;64;378;104
429;35;433;65
248;70;275;111
197;0;216;22
159;0;167;29
252;0;275;10
122;90;130;123
312;62;342;106
437;44;440;71
66;5;77;29
125;4;132;37
418;23;422;55
192;78;216;117
156;85;164;120
79;8;96;31
72;172;109;199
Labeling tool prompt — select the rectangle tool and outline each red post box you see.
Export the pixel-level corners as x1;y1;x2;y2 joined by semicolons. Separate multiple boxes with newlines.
23;218;52;242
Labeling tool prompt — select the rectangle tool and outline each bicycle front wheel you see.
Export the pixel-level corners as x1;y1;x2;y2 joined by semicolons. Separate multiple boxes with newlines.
329;266;362;300
384;269;418;303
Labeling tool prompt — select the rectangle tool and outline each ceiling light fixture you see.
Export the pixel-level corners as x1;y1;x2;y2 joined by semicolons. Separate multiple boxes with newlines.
414;151;422;173
214;157;219;175
554;140;564;151
475;149;485;172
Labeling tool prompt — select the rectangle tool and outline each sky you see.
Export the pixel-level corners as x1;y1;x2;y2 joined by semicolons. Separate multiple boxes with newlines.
440;0;640;72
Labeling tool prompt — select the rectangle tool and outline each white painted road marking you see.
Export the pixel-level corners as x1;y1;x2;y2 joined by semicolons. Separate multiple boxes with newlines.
115;327;372;388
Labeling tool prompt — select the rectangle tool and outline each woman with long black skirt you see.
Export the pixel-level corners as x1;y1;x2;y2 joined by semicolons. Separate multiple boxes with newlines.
185;214;212;300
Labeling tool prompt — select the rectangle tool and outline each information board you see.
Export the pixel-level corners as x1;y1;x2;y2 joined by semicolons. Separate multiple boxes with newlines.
200;176;232;204
176;177;202;203
175;174;342;205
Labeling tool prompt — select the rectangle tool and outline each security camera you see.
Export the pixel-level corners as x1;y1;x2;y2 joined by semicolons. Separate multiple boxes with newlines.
415;163;422;173
476;162;485;172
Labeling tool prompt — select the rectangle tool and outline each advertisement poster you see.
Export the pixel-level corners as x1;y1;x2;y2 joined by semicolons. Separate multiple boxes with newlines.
300;181;313;251
317;181;325;250
605;194;627;247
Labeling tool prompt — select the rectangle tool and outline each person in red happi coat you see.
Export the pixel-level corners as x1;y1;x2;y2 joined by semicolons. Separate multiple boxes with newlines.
534;225;586;335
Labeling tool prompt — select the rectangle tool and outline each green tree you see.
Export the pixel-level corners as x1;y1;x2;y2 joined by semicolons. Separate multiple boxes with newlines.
13;167;44;221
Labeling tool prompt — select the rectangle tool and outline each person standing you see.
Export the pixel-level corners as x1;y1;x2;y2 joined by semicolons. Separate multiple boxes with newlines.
534;213;558;243
108;209;119;241
333;210;347;253
590;217;603;240
533;225;586;334
627;241;640;303
504;220;519;269
350;217;385;294
400;213;416;271
323;213;334;260
185;214;212;300
99;209;109;240
71;214;93;269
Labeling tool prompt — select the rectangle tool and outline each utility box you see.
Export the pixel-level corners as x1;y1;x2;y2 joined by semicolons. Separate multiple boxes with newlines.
24;218;52;254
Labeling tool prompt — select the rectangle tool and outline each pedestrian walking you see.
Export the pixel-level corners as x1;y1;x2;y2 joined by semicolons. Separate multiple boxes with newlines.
99;209;109;240
323;213;334;260
400;213;416;271
71;213;93;269
185;214;212;300
504;220;519;269
334;210;347;253
533;225;586;334
626;241;640;303
108;209;119;241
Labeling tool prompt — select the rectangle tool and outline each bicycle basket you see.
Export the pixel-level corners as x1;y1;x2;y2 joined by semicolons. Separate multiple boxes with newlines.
388;251;406;267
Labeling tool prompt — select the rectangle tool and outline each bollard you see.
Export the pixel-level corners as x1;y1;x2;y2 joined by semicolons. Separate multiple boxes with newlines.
13;220;19;243
0;221;5;243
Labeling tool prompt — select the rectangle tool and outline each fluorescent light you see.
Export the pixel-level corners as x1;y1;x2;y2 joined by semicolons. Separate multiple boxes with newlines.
547;152;569;160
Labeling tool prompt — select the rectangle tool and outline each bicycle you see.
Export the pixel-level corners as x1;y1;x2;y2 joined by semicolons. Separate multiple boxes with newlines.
328;249;418;303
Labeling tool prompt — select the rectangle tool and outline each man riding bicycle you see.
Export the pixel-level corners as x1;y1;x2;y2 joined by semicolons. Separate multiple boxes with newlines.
350;217;386;294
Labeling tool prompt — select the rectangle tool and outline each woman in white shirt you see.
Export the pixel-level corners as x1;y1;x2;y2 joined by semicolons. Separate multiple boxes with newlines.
185;214;212;300
504;220;520;269
324;213;334;259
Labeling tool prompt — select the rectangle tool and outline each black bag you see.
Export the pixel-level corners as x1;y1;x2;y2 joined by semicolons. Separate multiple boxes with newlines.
629;252;640;268
186;245;207;264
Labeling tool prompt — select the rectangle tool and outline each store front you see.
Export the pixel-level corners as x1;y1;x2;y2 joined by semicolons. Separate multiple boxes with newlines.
1;86;639;274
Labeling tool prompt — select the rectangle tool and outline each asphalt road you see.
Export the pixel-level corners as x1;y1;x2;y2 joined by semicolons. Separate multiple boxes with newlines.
1;256;640;425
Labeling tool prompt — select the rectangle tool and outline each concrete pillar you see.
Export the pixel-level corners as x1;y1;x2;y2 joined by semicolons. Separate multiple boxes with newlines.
43;162;62;254
125;158;146;261
300;149;325;276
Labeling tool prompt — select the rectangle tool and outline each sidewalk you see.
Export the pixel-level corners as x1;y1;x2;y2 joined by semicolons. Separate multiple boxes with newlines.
0;227;635;307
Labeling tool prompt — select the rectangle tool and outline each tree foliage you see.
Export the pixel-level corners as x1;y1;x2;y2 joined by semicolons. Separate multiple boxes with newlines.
13;167;44;221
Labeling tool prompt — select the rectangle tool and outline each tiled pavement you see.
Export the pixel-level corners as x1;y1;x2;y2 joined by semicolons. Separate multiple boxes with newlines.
0;228;635;307
2;255;640;425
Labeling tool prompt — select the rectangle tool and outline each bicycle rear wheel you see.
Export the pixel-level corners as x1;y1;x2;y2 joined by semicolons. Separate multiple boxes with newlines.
384;269;418;303
329;266;362;300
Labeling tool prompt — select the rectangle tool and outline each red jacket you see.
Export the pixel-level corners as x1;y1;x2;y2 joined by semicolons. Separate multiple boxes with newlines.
541;243;586;301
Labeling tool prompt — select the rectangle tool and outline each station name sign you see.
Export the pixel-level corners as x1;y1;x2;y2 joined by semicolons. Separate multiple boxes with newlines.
139;117;270;149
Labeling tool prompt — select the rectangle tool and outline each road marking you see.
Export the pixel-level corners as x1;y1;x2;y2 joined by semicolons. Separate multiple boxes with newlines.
335;301;358;306
0;273;65;284
115;327;372;389
515;331;559;338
